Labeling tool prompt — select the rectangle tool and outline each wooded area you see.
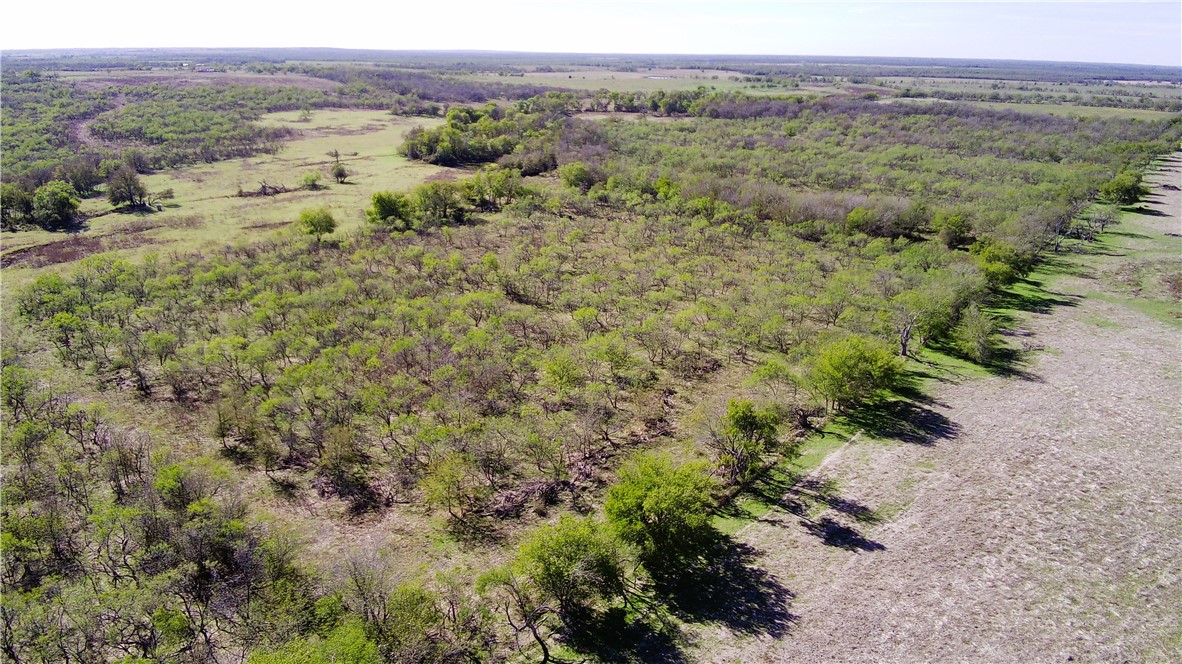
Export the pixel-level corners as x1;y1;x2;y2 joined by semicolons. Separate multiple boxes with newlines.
2;51;1180;662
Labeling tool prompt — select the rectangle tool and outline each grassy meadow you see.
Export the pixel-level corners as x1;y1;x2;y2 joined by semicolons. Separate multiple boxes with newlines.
1;111;450;287
457;67;823;94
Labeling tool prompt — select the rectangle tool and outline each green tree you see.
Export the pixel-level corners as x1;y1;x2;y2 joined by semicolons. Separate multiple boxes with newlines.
514;515;625;620
1;182;35;229
32;180;80;228
933;209;973;249
420;453;487;521
248;618;379;664
414;181;467;227
605;453;717;578
708;399;782;486
557;161;595;193
808;334;903;412
299;206;337;242
107;166;148;208
1099;170;1148;206
365;191;416;231
952;303;998;363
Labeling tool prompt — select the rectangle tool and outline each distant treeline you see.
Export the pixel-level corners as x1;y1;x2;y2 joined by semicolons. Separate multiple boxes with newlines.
5;48;1179;83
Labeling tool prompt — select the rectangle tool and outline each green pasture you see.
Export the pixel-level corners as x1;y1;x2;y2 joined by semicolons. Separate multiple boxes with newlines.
1;110;450;287
456;67;790;94
885;97;1179;120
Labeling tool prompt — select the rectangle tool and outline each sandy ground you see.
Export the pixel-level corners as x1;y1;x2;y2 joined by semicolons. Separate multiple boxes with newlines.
699;156;1182;663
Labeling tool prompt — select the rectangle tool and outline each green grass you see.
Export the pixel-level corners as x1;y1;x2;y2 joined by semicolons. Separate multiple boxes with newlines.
888;97;1179;120
1;110;449;286
456;67;830;95
714;424;856;535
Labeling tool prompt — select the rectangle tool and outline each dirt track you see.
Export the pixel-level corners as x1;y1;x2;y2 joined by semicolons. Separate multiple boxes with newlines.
703;156;1182;663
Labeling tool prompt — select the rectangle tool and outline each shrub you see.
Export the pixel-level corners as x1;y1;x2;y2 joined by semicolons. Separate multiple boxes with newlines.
514;515;625;620
298;206;337;241
605;453;717;579
708;399;783;486
365;191;415;231
808;334;903;412
952;303;998;363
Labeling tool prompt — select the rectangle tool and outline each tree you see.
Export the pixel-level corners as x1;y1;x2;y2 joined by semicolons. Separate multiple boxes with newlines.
414;181;467;228
1;182;35;229
56;158;103;196
299;207;337;242
557;162;595;193
952;303;998;363
808;334;903;412
32;180;80;229
420;453;487;521
604;453;717;579
513;515;625;621
299;170;323;191
248;617;379;664
331;162;349;184
933;209;973;249
365;191;415;231
107;166;148;208
1099;171;1148;206
707;399;782;486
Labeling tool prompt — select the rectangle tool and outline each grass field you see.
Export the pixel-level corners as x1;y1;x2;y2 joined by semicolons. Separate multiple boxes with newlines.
1;110;450;286
885;96;1180;120
455;67;834;95
56;68;342;91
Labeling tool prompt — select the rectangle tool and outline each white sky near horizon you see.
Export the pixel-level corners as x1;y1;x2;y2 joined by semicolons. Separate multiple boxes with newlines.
4;1;1180;67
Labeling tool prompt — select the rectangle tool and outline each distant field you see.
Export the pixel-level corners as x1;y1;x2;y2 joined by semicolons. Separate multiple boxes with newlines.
886;97;1180;120
882;76;1181;98
456;67;810;94
56;68;342;91
1;110;449;281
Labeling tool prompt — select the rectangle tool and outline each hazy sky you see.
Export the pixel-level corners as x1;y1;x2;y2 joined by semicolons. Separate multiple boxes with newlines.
6;1;1181;66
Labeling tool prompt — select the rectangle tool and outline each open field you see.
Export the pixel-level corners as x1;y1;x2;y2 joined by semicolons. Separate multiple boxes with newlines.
454;67;836;95
698;155;1182;662
56;68;343;91
887;97;1182;120
1;110;449;282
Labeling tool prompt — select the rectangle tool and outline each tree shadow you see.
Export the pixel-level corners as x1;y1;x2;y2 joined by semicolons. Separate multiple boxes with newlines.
267;474;301;501
840;398;960;446
988;278;1082;318
786;476;881;525
651;537;797;638
1032;256;1087;279
444;514;505;545
1122;205;1168;217
798;516;885;552
562;607;689;664
979;342;1042;381
772;479;887;551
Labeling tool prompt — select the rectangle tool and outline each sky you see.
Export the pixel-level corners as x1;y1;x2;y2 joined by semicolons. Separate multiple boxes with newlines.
5;1;1181;67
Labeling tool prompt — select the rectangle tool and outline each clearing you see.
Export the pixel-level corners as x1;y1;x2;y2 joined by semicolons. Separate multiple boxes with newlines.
1;110;449;279
698;155;1182;662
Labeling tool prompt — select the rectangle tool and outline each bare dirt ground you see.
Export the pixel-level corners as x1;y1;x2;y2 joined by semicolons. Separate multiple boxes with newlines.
698;156;1182;663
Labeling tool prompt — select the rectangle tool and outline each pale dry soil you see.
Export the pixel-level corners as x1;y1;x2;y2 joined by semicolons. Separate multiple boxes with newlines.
698;157;1182;663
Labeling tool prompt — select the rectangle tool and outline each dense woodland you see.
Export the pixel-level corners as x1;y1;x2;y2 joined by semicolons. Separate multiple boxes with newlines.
2;52;1181;662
